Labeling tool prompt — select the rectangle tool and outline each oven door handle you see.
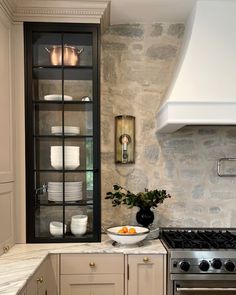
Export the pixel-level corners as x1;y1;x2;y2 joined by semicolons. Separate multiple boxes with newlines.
176;287;236;292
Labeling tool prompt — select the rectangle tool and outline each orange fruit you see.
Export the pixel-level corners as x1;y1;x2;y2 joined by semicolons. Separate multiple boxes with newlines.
128;227;137;234
121;226;128;233
118;229;124;234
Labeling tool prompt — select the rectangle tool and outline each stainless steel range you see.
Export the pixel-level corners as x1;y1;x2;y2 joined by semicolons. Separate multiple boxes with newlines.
160;228;236;295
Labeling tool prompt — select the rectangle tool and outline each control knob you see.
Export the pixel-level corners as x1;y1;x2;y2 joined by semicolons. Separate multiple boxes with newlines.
179;261;190;272
225;260;235;272
211;258;222;269
199;260;210;271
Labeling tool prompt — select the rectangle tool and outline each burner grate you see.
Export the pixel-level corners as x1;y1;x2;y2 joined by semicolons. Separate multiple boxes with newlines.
161;230;236;249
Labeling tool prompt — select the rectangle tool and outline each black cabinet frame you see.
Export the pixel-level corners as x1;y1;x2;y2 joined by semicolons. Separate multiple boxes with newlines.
24;22;101;243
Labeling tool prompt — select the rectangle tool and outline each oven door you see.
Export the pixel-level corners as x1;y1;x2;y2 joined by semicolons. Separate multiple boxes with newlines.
172;274;236;295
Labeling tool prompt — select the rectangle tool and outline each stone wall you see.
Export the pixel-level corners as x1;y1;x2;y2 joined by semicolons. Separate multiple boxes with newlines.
101;23;236;228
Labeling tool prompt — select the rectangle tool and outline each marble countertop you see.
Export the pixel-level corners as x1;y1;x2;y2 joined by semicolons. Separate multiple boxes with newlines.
0;235;166;295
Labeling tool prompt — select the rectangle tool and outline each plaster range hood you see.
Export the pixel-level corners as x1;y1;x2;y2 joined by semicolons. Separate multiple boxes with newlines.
156;0;236;133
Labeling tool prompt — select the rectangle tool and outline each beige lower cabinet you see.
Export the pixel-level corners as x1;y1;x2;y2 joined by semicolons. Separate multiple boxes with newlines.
0;182;14;256
18;287;26;295
60;254;124;295
127;254;166;295
27;256;58;295
17;253;166;295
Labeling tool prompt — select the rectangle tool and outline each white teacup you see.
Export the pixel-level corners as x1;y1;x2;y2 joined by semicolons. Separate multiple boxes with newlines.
71;214;88;223
71;224;87;236
50;221;67;237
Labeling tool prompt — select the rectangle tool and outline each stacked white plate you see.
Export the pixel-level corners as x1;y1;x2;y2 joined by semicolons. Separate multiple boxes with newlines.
44;94;73;101
51;126;80;136
51;146;80;170
48;182;82;202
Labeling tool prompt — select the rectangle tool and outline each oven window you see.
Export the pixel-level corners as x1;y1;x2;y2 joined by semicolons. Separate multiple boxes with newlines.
175;280;236;295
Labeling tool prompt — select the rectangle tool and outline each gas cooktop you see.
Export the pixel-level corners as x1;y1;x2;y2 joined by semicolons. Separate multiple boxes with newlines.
161;229;236;249
160;228;236;275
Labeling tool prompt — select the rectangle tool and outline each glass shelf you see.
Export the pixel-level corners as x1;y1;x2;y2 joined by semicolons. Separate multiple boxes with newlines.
33;67;93;80
37;200;93;206
34;135;93;138
33;101;93;105
34;169;96;172
33;65;93;69
33;32;93;67
35;204;94;239
34;232;95;241
34;138;93;171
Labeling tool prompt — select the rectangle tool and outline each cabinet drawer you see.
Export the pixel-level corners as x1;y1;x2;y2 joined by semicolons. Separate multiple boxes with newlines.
61;254;124;274
61;274;124;295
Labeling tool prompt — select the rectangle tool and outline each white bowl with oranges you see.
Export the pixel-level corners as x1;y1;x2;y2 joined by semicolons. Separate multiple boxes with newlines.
106;225;150;245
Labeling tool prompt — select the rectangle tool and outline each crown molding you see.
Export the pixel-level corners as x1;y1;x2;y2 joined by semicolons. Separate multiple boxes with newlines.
1;0;110;31
0;0;14;20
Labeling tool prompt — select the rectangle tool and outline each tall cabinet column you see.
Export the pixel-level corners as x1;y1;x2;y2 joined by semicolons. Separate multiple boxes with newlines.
0;4;15;254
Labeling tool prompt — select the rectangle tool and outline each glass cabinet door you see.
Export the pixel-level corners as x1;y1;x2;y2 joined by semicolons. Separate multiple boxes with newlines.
25;23;100;242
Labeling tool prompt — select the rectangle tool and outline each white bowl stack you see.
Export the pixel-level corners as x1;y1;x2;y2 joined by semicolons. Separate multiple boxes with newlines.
71;214;88;236
44;94;72;101
51;126;80;136
48;181;82;202
50;146;80;170
49;221;67;237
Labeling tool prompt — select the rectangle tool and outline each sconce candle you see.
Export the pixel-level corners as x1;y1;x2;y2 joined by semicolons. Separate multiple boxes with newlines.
115;115;135;164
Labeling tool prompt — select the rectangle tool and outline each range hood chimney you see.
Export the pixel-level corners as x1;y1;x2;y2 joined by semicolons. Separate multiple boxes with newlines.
157;0;236;133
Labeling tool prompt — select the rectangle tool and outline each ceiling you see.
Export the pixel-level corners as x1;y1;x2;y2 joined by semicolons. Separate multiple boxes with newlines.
11;0;219;24
110;0;198;24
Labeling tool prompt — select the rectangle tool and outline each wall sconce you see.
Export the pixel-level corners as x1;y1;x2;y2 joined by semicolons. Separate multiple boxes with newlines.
115;115;135;164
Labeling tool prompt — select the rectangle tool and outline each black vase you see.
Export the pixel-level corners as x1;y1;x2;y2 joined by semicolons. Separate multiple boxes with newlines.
136;207;154;227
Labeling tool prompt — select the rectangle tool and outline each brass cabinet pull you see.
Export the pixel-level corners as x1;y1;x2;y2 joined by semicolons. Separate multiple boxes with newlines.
36;277;44;283
89;262;96;268
3;245;10;253
143;257;149;263
90;293;94;295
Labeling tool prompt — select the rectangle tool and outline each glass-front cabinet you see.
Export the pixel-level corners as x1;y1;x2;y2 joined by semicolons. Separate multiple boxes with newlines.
24;23;100;242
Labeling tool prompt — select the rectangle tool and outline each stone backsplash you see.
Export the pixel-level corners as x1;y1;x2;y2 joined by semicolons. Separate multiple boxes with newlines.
101;23;236;228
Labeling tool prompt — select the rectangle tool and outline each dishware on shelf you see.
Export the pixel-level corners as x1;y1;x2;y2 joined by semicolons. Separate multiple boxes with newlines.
44;94;73;101
106;225;149;245
45;46;84;66
49;221;67;237
50;146;80;170
71;214;88;236
71;224;87;236
48;181;82;202
81;96;91;101
71;214;88;223
51;126;80;135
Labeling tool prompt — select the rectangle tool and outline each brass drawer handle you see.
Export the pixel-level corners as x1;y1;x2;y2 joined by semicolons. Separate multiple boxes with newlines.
143;257;149;263
3;245;10;253
89;262;96;268
36;277;44;283
90;293;94;295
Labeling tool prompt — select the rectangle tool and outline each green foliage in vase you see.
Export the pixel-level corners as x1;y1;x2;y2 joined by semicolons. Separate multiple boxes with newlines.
105;184;171;209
